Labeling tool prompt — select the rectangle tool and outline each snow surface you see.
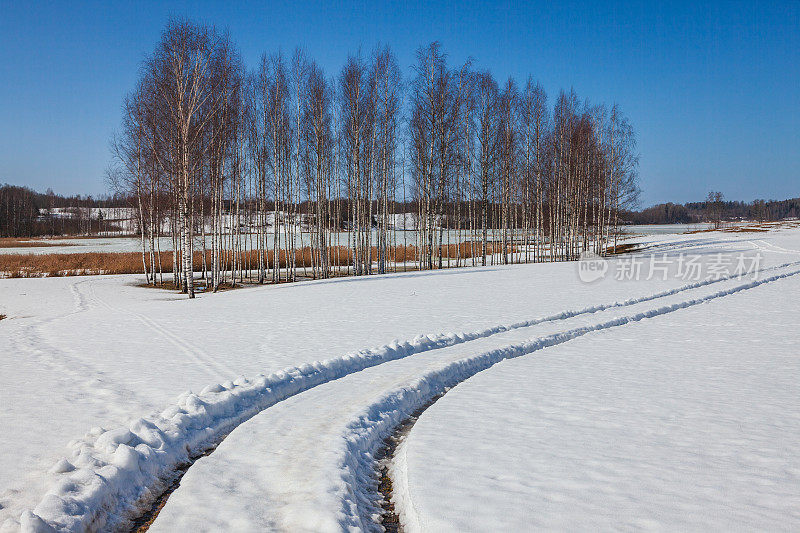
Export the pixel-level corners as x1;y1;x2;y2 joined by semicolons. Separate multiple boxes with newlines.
153;258;800;531
1;227;799;531
621;223;712;234
394;268;800;531
0;211;421;257
0;231;428;256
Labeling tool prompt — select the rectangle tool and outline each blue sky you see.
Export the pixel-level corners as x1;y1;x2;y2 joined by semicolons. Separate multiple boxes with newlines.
0;0;797;207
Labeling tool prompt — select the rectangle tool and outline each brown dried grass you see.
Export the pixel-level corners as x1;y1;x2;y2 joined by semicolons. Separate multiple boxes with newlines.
602;242;641;255
685;220;800;234
1;252;148;277
0;242;508;278
0;238;66;248
722;227;769;233
45;234;131;240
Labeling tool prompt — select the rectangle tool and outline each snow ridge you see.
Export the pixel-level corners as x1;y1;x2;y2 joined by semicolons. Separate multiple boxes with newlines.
18;261;800;532
337;266;800;531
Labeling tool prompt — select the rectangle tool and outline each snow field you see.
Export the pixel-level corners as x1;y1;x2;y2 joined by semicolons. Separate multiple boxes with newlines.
395;272;800;531
1;228;798;531
0;248;700;529
149;261;800;531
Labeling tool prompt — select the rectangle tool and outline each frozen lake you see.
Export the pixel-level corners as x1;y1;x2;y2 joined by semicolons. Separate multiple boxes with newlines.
622;223;713;235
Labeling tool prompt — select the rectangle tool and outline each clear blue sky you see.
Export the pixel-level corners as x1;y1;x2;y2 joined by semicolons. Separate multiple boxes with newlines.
1;0;797;207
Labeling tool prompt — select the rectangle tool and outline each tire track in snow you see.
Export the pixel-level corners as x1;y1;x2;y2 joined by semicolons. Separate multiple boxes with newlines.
639;236;755;257
18;261;800;532
1;280;153;529
67;279;90;315
141;262;800;532
135;313;234;378
339;266;800;531
9;278;150;411
11;320;151;410
81;280;235;379
753;239;800;256
148;263;800;532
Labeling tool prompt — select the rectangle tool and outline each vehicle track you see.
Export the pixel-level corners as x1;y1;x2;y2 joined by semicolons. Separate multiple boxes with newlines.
23;258;800;531
146;264;800;532
81;280;236;378
10;278;149;411
350;265;800;531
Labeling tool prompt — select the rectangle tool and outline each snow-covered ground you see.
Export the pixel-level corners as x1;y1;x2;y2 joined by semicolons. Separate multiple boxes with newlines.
394;268;800;532
0;230;426;256
2;211;423;256
1;227;799;531
621;223;713;234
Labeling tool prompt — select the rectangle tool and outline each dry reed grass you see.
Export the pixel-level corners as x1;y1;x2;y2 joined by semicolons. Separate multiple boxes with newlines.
602;242;641;255
1;252;147;277
721;226;769;233
685;220;800;235
0;238;66;248
0;242;509;278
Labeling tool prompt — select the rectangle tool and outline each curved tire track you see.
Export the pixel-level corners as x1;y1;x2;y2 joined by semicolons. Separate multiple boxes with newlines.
340;266;800;530
21;261;800;531
146;265;800;532
81;280;235;379
10;278;149;410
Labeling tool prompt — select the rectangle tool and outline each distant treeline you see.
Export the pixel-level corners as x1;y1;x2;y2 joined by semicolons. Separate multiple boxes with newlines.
0;184;131;237
624;197;800;225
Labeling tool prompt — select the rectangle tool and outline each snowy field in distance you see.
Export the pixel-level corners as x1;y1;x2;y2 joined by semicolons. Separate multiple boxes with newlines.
621;223;712;234
0;229;427;256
